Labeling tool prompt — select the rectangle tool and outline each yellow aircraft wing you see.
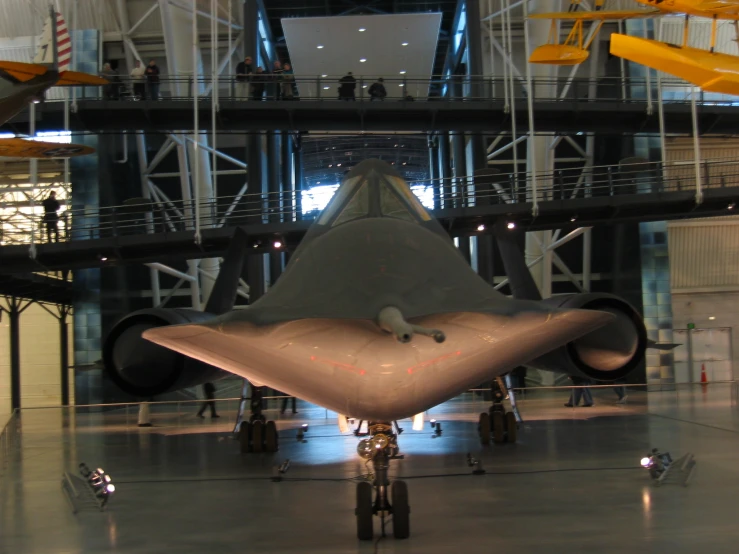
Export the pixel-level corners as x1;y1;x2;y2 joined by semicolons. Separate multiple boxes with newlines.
0;137;94;158
694;0;739;10
611;34;739;96
0;61;49;82
56;70;108;86
529;10;661;20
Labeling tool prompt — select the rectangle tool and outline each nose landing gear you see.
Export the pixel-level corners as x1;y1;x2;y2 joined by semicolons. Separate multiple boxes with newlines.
355;422;410;540
478;375;519;445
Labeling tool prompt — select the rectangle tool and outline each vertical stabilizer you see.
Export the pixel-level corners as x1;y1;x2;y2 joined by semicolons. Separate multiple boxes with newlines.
493;220;543;301
32;9;70;71
204;228;249;315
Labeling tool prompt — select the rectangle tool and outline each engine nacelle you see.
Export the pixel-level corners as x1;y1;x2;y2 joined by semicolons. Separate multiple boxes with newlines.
527;293;647;382
103;308;229;397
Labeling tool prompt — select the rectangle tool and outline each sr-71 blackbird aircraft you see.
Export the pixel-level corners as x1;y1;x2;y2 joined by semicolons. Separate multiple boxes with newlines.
0;8;107;158
104;159;647;540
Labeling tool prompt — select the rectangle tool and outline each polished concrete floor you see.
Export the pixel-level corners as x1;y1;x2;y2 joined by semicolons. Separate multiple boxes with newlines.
1;385;739;554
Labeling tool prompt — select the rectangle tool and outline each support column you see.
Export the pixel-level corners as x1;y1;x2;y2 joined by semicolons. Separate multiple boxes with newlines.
7;299;29;411
439;132;452;208
266;131;283;284
294;140;304;220
451;132;467;208
282;131;294;221
59;308;70;406
429;135;440;210
243;0;260;60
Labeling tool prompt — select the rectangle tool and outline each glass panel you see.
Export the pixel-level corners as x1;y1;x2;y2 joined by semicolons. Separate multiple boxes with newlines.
384;176;432;221
332;180;370;226
317;176;362;225
380;182;416;223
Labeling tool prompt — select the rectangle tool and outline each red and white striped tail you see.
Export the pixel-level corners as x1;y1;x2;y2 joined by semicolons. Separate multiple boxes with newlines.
32;11;71;71
56;12;71;72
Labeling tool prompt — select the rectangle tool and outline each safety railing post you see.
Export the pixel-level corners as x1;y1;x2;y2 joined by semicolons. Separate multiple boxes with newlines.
317;76;321;100
703;160;710;189
557;170;564;200
111;208;118;237
607;166;614;196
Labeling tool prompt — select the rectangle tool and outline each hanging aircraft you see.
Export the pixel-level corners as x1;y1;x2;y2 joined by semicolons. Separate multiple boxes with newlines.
103;159;648;540
0;7;107;158
529;0;739;95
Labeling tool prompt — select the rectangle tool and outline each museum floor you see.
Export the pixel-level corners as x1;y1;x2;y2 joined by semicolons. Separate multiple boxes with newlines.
1;384;738;554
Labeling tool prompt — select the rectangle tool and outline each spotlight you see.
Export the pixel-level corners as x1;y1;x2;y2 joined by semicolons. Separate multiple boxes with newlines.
106;484;115;493
273;240;282;249
32;99;40;104
570;216;577;222
401;42;409;46
337;163;341;167
729;202;736;210
709;316;716;320
359;58;367;63
358;28;366;32
640;457;652;468
477;224;485;232
506;222;516;230
301;423;309;433
317;45;324;49
321;74;327;78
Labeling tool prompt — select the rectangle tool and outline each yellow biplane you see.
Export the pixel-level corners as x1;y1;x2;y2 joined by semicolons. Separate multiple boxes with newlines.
529;0;739;95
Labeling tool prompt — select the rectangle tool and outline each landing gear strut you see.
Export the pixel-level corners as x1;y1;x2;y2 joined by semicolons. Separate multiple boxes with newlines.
237;384;279;453
355;422;410;540
478;376;518;445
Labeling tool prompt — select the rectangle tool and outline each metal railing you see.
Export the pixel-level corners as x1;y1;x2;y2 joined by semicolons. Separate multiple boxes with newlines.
55;74;739;105
1;157;737;246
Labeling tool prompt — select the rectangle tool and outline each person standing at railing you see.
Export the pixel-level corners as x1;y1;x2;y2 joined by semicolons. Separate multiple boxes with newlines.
234;55;253;99
146;59;161;100
338;72;356;100
271;60;284;100
251;67;266;101
197;382;220;419
42;190;60;243
281;62;295;100
130;60;146;100
368;77;386;101
564;376;594;408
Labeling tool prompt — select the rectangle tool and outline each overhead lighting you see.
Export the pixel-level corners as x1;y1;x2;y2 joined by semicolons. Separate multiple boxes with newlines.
337;163;342;167
362;85;367;88
729;202;736;210
399;83;404;87
359;58;367;62
401;42;409;46
570;216;577;222
477;224;485;231
506;222;516;230
317;45;324;49
328;164;332;168
32;99;40;104
358;28;366;32
273;241;282;249
399;70;406;74
709;316;716;320
323;86;330;90
321;74;327;77
402;162;407;165
317;181;321;184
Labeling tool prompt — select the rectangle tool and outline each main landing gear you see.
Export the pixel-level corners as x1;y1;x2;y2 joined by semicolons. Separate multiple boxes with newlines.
478;376;518;445
355;422;410;541
237;385;279;453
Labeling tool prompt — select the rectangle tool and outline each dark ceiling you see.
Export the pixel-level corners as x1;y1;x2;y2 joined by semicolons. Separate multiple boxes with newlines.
301;134;430;187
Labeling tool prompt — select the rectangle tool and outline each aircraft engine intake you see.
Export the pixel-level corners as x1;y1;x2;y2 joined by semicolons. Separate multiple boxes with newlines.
102;308;228;397
527;293;647;382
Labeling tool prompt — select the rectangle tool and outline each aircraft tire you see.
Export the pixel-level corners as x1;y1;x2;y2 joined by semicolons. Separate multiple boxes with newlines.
356;482;374;540
265;420;278;452
492;411;505;444
505;412;517;444
239;421;252;453
391;481;410;539
478;412;491;445
251;420;264;453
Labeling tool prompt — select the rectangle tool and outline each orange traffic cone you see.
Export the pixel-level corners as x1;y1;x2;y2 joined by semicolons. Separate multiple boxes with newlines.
701;364;708;392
